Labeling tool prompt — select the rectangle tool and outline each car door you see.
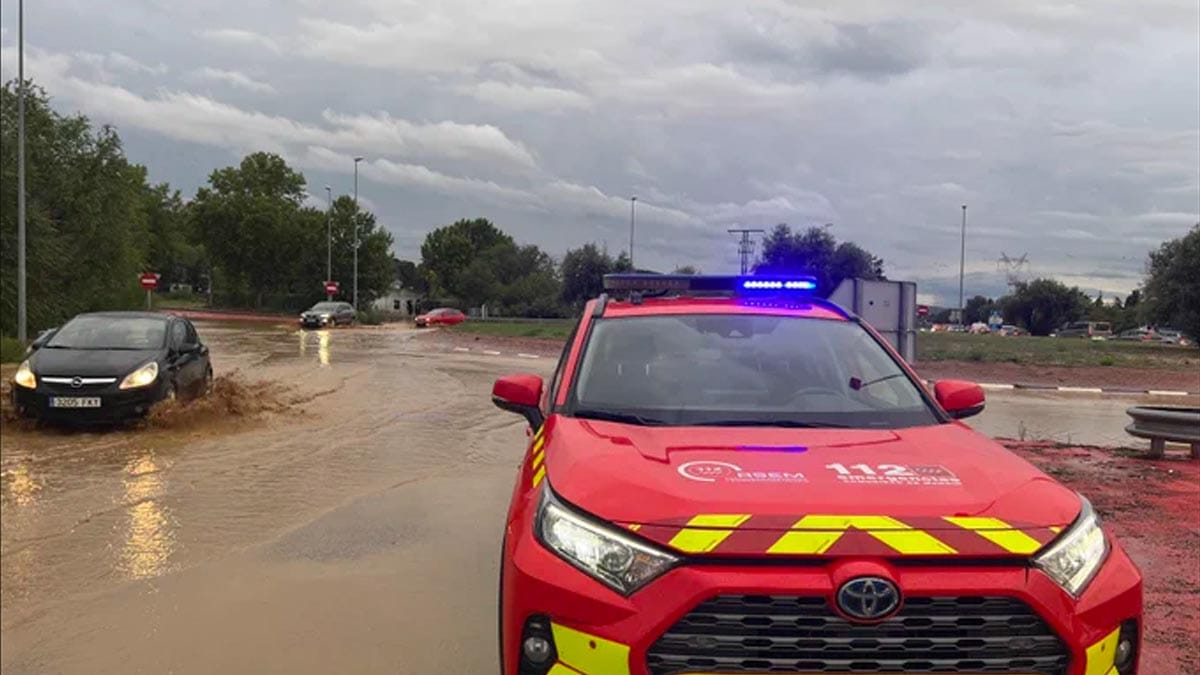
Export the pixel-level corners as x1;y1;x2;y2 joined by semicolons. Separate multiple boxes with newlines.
183;320;210;395
167;320;194;394
342;303;356;324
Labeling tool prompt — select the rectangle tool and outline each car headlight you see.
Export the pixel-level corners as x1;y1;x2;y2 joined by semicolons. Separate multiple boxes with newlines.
119;361;160;390
14;360;37;389
1034;496;1108;597
535;485;678;596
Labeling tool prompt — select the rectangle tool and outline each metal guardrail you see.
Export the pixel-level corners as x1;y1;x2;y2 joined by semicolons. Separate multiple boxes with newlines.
1125;406;1200;459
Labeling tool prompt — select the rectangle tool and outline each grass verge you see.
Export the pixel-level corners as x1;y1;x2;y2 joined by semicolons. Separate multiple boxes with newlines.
1;336;25;364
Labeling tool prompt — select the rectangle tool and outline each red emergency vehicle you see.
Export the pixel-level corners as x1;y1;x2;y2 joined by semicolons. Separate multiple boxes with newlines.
491;274;1141;675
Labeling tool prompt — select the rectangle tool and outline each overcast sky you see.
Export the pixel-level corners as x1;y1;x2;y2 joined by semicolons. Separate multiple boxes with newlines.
2;0;1197;304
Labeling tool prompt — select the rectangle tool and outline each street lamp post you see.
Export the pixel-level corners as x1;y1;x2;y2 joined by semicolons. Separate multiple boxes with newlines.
353;157;363;310
629;196;637;270
958;204;967;324
17;0;27;344
325;185;333;300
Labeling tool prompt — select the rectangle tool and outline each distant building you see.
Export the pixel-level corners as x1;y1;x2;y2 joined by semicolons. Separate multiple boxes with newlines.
373;282;422;318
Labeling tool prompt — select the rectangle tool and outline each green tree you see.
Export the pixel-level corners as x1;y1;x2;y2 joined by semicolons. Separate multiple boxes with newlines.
672;265;700;275
394;259;426;293
1141;224;1200;340
1;81;152;335
1001;278;1089;336
962;295;997;325
561;243;619;310
754;224;884;295
419;218;514;299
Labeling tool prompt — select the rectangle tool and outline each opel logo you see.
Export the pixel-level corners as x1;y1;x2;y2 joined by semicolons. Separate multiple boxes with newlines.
836;576;901;621
70;377;83;389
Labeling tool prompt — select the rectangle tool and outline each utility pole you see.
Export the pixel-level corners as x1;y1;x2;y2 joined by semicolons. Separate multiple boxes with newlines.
629;196;637;270
728;228;765;274
958;204;967;324
353;157;363;310
17;0;28;344
325;185;333;300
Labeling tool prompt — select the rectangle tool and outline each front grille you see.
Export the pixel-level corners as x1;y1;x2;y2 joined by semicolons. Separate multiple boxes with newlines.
647;595;1069;674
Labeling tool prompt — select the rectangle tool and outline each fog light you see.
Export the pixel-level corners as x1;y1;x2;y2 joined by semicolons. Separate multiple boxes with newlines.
522;636;552;664
1115;639;1133;668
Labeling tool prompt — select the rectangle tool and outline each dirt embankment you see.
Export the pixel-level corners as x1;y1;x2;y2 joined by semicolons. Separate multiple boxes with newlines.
1005;442;1199;674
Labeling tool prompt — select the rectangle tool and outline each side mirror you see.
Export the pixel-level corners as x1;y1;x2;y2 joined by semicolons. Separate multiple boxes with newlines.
934;380;986;420
492;374;545;429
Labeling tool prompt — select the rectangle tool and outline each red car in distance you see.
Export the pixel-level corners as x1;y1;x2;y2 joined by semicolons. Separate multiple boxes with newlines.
490;274;1141;675
414;307;467;328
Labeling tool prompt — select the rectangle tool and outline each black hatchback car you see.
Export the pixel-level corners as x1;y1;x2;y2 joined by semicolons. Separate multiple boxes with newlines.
11;312;213;422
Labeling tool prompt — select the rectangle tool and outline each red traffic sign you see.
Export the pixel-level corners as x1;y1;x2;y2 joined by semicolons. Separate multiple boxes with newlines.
917;305;930;317
140;273;160;290
324;281;339;295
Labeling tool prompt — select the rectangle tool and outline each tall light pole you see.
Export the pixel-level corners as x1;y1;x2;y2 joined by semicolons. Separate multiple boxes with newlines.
629;196;637;270
324;185;333;300
958;204;967;324
17;0;27;344
352;157;363;310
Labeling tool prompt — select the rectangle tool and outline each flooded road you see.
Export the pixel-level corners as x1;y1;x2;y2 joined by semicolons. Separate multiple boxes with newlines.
1;322;1193;674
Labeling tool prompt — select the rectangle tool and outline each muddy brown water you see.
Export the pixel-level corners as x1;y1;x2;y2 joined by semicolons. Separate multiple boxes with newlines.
1;322;1193;674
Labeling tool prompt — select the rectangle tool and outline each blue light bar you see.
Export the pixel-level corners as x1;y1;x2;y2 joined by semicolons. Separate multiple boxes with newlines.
602;274;818;294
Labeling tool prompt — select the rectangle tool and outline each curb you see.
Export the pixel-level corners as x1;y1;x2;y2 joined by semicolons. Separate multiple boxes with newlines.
442;346;1198;396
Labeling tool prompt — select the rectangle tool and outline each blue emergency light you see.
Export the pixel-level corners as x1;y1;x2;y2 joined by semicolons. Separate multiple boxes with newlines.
602;273;818;294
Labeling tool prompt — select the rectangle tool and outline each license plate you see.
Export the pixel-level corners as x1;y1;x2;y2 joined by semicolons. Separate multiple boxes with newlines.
50;397;102;408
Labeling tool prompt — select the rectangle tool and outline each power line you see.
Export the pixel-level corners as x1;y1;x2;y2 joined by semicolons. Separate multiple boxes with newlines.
728;228;765;274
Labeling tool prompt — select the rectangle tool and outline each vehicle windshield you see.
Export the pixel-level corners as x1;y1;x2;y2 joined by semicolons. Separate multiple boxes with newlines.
569;314;939;429
310;302;340;311
46;316;167;350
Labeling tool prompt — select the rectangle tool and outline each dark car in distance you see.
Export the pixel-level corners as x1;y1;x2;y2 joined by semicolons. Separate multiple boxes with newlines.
11;312;213;422
300;301;356;329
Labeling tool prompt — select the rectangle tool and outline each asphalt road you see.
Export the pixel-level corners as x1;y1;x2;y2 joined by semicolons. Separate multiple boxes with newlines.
1;322;1192;674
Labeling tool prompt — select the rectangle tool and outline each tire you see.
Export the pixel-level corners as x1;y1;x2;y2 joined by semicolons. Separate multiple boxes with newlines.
164;382;178;404
203;368;214;397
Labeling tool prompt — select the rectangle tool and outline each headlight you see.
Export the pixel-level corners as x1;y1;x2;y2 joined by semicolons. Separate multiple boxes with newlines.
1034;496;1109;597
535;485;678;596
14;360;36;389
119;361;160;390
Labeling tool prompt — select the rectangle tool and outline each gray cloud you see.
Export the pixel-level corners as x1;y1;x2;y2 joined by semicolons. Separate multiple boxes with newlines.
1;0;1197;304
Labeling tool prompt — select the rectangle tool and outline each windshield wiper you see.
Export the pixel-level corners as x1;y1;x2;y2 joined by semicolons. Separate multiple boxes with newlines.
696;419;848;428
852;373;908;390
572;409;668;426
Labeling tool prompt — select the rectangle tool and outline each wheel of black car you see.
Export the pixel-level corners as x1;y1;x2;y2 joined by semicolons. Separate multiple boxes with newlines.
165;382;177;403
204;368;214;397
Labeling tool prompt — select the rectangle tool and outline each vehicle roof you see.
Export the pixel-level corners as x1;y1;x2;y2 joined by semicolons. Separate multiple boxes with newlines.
598;296;849;321
73;311;170;321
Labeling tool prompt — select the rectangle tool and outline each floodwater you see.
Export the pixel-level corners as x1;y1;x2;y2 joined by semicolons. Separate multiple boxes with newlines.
1;322;1192;674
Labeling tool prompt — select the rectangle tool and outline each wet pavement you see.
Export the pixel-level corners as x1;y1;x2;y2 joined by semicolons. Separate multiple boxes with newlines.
1;322;1195;674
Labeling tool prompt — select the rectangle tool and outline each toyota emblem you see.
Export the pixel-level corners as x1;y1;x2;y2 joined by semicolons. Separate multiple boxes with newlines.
836;576;901;621
70;377;83;389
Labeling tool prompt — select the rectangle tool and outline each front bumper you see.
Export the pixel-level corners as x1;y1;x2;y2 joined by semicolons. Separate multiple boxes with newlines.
501;528;1143;675
300;316;334;328
12;381;167;422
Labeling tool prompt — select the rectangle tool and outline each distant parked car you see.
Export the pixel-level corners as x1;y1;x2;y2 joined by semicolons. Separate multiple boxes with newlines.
299;301;355;329
1154;328;1192;346
1056;321;1113;339
998;324;1026;337
414;307;467;328
11;312;213;422
1116;328;1158;342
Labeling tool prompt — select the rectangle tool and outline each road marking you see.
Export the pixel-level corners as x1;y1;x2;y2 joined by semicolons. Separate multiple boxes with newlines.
452;347;470;352
517;353;540;359
482;350;502;355
1149;390;1190;397
1057;386;1104;394
980;383;1016;390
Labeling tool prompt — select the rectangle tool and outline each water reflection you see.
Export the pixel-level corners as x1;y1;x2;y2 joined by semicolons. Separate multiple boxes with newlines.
118;453;177;580
318;330;331;367
3;462;42;507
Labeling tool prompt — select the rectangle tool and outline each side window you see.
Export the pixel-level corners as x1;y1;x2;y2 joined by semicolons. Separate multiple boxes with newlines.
170;322;187;349
547;318;583;412
184;320;199;344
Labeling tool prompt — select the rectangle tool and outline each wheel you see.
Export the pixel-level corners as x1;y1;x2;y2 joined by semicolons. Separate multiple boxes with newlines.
203;368;214;397
164;382;178;404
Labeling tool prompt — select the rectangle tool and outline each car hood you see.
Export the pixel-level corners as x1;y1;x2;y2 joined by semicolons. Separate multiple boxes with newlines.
543;417;1081;558
302;310;331;317
31;348;160;378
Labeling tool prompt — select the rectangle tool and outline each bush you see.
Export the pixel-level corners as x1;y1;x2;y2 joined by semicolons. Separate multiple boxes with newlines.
357;306;384;325
1;335;25;363
967;350;986;362
1099;356;1116;367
